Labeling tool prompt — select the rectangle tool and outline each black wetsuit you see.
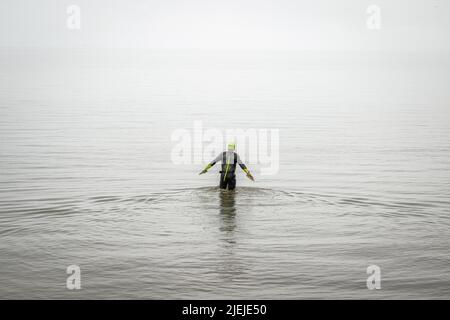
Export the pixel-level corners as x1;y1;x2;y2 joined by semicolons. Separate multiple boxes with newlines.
209;151;248;190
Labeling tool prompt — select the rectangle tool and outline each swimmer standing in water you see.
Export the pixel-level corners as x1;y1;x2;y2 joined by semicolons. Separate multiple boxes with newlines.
199;143;254;190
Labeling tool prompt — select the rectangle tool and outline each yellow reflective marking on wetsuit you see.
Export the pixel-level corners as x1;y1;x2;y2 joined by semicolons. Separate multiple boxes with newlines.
223;155;230;181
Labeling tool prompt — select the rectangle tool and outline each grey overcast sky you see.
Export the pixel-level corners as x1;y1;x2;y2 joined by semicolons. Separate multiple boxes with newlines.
0;0;449;51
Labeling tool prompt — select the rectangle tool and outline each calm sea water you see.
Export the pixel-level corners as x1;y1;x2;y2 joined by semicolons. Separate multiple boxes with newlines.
0;48;449;299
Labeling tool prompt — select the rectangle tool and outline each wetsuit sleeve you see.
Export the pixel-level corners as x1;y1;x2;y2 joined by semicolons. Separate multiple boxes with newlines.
204;152;223;170
211;152;224;165
236;153;250;173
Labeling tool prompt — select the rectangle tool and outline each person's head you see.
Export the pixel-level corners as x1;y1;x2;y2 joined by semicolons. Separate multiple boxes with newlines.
227;142;236;151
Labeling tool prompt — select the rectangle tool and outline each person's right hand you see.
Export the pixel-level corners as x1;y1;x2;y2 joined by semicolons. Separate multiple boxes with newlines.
199;170;207;175
246;173;255;181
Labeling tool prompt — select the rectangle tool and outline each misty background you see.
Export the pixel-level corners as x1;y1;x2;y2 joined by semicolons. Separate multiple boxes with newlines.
1;0;449;299
0;0;449;52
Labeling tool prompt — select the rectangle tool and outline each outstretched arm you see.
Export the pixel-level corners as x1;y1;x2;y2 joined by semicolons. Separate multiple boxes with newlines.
199;153;223;175
236;154;255;181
